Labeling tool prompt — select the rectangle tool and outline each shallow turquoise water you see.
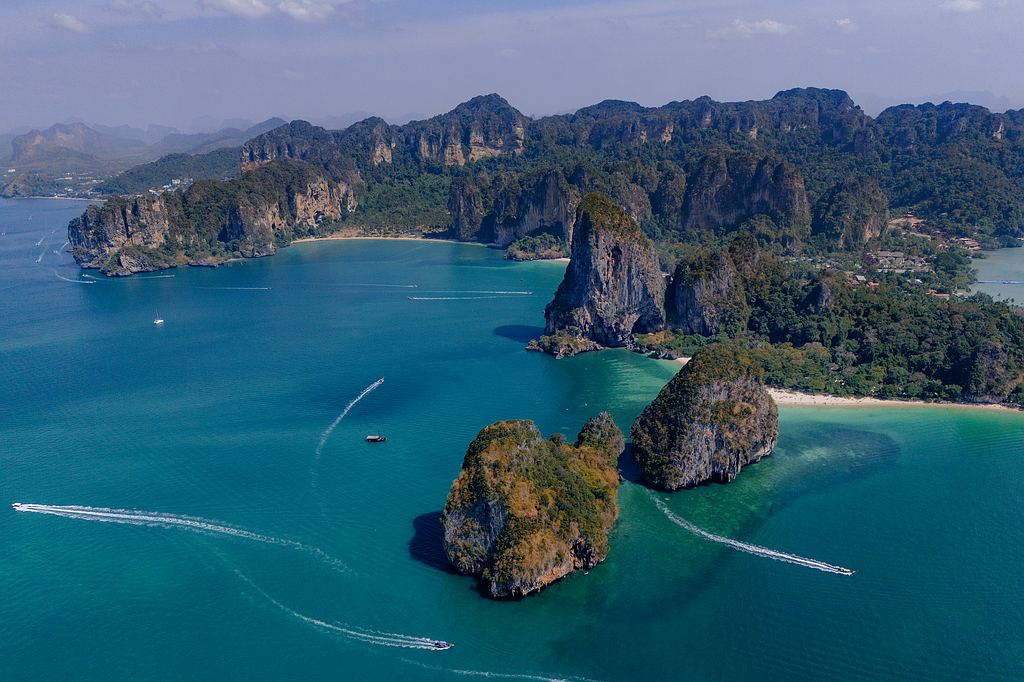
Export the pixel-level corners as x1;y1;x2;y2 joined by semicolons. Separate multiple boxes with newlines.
974;246;1024;302
2;198;1023;681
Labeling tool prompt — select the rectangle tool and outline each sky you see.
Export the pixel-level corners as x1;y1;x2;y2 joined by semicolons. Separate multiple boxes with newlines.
1;0;1023;132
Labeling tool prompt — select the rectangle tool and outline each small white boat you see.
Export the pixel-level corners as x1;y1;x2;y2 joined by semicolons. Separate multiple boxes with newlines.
153;318;164;326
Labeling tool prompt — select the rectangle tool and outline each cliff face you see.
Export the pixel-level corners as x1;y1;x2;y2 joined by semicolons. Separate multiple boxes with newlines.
409;94;527;166
811;174;890;247
69;160;355;275
242;94;527;173
541;193;665;353
441;414;624;599
491;171;580;247
667;249;750;336
682;152;810;237
69;196;175;272
537;88;868;151
241;120;341;171
447;178;486;241
874;101;1024;147
447;170;579;247
631;343;779;490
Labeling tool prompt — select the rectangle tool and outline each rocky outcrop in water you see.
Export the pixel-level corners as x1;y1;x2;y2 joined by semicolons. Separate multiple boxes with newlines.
69;196;174;272
539;193;665;354
69;159;355;275
631;343;778;490
441;414;624;599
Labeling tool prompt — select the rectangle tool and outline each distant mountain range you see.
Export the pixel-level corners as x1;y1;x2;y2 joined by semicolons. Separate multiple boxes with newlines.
66;87;1024;277
0;118;286;197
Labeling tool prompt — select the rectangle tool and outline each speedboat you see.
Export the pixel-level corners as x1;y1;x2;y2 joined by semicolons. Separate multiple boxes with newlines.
365;435;386;443
432;641;453;650
153;318;164;326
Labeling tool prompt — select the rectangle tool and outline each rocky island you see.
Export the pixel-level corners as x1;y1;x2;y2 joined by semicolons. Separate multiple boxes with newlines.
441;414;624;599
533;193;665;356
631;343;779;490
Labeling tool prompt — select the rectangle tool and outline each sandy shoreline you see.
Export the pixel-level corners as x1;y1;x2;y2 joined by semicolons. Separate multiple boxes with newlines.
767;389;1018;412
669;356;1017;412
291;234;483;246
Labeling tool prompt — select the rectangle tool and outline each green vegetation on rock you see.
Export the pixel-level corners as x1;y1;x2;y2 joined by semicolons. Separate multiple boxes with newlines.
631;343;779;490
441;414;624;598
642;234;1024;405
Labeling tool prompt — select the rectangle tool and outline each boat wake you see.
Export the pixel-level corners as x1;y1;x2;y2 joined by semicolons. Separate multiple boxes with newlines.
408;296;527;301
12;503;348;573
421;290;533;295
402;659;602;682
54;271;95;284
235;570;450;651
193;285;268;290
333;282;419;288
650;494;854;576
315;378;384;457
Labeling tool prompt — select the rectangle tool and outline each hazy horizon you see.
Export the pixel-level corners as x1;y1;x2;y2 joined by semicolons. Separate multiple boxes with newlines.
2;0;1023;133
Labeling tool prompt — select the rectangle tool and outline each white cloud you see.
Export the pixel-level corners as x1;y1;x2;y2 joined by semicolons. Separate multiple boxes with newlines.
43;12;91;33
276;1;334;21
200;0;273;18
940;0;984;12
710;18;794;39
108;0;167;17
200;0;338;21
834;17;857;32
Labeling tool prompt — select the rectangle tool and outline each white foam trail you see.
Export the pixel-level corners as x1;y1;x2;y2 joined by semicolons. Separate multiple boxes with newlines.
60;240;70;251
421;290;533;295
13;503;348;573
650;494;854;576
36;251;44;263
402;659;601;682
333;282;419;288
54;271;95;284
235;570;449;651
408;296;525;301
35;228;56;246
315;378;384;457
82;273;102;280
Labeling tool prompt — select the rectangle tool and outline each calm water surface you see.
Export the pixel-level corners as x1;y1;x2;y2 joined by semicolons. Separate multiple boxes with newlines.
2;198;1023;681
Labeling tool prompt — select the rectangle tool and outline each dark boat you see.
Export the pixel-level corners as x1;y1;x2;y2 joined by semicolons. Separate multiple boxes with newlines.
365;435;386;443
432;641;453;650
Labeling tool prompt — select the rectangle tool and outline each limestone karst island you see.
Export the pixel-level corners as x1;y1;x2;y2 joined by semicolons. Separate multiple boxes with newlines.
4;2;1024;680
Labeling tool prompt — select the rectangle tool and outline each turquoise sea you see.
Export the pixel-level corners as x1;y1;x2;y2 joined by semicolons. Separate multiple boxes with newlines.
2;198;1024;681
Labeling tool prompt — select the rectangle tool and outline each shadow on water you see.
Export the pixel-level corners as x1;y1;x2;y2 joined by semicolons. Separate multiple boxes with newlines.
493;324;544;344
618;444;646;485
409;511;455;573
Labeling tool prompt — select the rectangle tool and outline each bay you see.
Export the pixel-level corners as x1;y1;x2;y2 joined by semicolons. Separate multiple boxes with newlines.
2;198;1023;681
